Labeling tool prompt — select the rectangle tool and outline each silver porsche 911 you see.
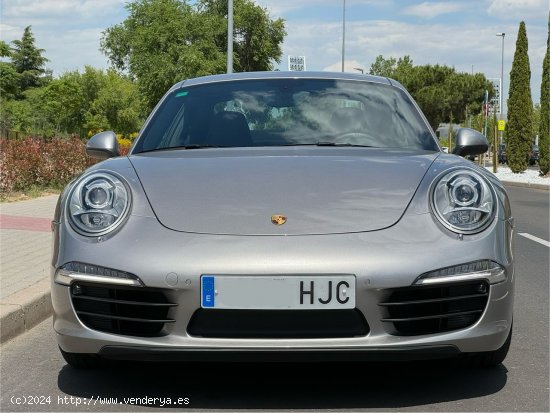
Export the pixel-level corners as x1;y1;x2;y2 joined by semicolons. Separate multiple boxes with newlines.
51;72;514;368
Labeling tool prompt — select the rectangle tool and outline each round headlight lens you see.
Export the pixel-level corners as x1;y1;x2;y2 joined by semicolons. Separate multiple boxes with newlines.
450;177;478;206
431;169;495;234
67;172;131;236
84;180;113;209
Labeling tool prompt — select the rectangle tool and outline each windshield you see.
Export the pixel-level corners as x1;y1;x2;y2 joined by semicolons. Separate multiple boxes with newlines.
133;78;438;153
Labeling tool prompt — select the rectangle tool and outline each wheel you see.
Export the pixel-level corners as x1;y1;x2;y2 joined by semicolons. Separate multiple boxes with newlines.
462;325;512;368
59;347;100;369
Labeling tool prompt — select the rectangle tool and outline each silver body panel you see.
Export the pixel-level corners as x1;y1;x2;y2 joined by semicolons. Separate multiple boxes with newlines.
130;148;437;235
51;73;514;359
51;150;514;355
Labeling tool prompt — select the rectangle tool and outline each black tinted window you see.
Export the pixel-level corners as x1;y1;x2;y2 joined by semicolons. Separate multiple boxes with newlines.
134;79;438;152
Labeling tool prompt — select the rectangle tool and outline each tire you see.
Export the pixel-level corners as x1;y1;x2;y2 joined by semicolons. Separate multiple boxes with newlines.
462;325;512;368
60;347;100;369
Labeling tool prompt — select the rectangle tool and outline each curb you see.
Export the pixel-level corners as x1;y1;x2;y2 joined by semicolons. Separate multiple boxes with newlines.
0;278;51;343
501;180;550;191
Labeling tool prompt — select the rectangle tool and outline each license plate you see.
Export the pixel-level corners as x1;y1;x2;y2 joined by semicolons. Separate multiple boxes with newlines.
201;275;355;310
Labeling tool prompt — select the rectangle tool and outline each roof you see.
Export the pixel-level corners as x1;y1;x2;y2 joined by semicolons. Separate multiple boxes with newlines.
177;71;394;88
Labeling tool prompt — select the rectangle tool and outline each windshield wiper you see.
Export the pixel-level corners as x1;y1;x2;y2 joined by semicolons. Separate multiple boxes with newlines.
281;142;373;148
315;142;373;147
140;144;220;153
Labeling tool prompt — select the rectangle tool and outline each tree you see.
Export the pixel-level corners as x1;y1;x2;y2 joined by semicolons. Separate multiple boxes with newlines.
369;55;493;130
101;0;286;109
10;26;49;91
0;40;11;57
369;55;398;77
101;0;225;109
0;41;20;100
0;66;144;137
0;99;31;135
84;69;144;135
532;104;540;137
539;12;550;176
200;0;285;73
507;22;533;173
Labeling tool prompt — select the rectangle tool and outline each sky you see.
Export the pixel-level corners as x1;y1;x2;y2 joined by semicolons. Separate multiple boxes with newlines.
1;0;548;112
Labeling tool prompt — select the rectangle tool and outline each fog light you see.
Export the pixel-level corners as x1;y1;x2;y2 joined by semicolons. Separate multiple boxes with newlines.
72;284;85;295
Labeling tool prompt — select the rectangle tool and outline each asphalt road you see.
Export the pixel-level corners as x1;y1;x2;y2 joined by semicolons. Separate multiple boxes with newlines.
1;185;548;412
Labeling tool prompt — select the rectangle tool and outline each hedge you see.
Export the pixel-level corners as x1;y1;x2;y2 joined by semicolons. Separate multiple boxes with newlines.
0;136;131;196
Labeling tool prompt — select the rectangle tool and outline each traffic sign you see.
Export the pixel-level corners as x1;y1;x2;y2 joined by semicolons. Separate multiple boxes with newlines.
498;120;506;131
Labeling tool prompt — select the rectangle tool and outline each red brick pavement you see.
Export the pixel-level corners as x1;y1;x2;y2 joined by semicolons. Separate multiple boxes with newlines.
0;215;51;232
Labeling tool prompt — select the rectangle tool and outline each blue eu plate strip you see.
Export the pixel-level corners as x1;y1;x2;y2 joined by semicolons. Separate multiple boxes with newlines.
202;276;215;308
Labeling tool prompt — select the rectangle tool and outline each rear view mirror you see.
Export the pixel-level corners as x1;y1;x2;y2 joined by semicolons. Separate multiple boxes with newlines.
86;131;120;160
452;128;488;157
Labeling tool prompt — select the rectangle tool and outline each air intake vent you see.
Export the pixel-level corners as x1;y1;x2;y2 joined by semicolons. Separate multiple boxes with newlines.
379;281;489;336
71;283;176;337
188;309;369;338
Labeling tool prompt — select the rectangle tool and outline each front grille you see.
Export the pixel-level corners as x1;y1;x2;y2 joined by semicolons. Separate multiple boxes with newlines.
188;309;369;338
71;283;176;337
379;281;489;336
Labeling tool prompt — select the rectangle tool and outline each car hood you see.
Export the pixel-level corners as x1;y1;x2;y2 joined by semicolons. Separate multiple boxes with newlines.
129;147;438;235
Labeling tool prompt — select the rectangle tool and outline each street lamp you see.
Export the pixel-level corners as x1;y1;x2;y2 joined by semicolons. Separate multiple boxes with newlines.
496;33;505;148
227;0;234;73
354;68;364;74
341;0;346;72
496;33;505;116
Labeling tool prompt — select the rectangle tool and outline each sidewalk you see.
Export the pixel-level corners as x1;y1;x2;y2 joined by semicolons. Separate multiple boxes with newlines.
0;195;59;342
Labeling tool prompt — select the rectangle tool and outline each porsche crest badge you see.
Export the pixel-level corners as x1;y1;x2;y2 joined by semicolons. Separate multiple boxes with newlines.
271;214;287;226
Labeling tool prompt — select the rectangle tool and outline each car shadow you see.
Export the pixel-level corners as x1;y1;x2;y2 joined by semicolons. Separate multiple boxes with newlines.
57;359;508;409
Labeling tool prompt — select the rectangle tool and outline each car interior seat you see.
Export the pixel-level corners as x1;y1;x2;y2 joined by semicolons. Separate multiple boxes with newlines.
205;111;253;147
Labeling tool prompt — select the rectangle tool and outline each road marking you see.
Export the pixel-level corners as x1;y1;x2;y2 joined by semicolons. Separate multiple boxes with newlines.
518;233;550;248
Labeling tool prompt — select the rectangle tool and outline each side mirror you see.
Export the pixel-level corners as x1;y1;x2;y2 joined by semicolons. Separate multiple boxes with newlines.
452;128;488;157
86;131;120;159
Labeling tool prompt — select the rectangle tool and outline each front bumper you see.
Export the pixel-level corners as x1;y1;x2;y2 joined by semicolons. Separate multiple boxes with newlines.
52;211;514;359
97;345;461;362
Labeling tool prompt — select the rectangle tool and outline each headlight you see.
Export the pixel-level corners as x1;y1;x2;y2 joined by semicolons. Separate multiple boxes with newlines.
67;171;131;236
431;169;495;234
